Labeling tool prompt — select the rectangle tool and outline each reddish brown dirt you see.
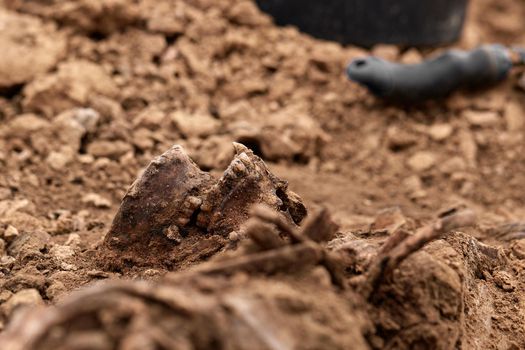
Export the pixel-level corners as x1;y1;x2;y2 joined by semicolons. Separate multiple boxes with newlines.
1;0;525;349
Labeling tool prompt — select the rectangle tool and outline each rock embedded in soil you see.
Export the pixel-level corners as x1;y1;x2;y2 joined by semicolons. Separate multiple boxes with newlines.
0;9;66;88
427;123;454;141
81;193;111;209
86;140;132;159
458;129;478;167
5;114;51;137
6;0;141;35
463;110;500;127
171;111;222;138
504;100;524;132
23;60;118;117
407;151;437;172
3;225;19;242
0;288;43;318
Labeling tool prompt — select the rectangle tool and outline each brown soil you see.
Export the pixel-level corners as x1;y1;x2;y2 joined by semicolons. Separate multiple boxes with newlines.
1;0;525;349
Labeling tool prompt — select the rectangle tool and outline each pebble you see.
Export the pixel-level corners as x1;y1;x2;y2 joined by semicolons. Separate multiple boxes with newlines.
493;271;516;292
78;154;95;164
65;233;81;248
371;44;399;61
463;110;500;127
504;100;524;132
0;256;15;270
3;225;19;240
440;157;467;174
50;244;75;262
511;239;525;259
386;126;417;150
0;290;13;303
399;48;422;64
370;207;406;234
8;230;50;258
7;114;50;137
0;238;5;256
87;140;133;159
407;151;437;172
45;280;67;301
428;123;453;141
1;289;44;317
46;151;73;170
171;111;222;138
458;129;477;167
82;193;112;208
0;188;10;201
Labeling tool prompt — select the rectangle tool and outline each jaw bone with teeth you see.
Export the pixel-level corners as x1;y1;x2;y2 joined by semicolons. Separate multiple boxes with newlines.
102;143;307;269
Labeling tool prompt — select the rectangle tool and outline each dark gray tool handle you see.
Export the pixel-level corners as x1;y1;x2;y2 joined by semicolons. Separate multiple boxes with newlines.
347;45;513;102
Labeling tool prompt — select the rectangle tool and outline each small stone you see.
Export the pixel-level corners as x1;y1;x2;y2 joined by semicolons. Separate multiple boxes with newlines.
228;1;269;26
8;230;51;259
458;129;477;167
471;92;506;112
0;238;5;256
78;154;95;164
518;72;525;92
0;256;15;270
386;126;417;150
82;193;112;208
493;271;516;292
23;60;118;117
141;269;162;278
50;244;75;262
46;151;73;170
3;225;19;241
171;111;222;138
7;114;50;137
440;157;467;175
428;123;453;141
463;110;500;127
511;239;525;259
0;188;10;201
399;48;422;64
65;233;81;248
86;270;112;279
163;225;182;243
46;281;67;301
459;181;475;196
0;199;32;217
505;100;524;132
0;10;66;88
370;207;406;234
407;151;437;172
403;175;423;193
87;140;133;159
70;108;100;133
0;290;13;303
133;108;166;129
1;288;44;318
371;44;399;60
132;128;155;150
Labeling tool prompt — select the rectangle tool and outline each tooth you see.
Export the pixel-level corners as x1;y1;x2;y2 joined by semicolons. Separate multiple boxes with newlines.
231;159;246;175
102;145;213;266
102;143;307;268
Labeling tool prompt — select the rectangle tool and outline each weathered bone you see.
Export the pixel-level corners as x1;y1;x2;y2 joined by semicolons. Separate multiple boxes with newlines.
101;143;306;269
